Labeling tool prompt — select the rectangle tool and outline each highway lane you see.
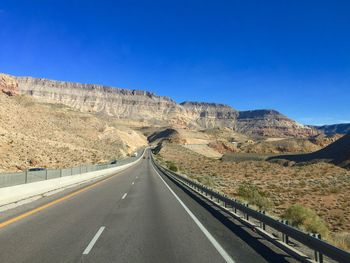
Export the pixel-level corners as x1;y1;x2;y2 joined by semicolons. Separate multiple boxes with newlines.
0;149;296;263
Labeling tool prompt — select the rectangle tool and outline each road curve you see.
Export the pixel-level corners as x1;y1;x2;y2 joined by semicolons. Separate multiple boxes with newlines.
0;150;296;263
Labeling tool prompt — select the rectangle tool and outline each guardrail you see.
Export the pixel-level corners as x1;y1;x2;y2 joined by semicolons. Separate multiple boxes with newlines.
0;148;144;189
152;155;350;263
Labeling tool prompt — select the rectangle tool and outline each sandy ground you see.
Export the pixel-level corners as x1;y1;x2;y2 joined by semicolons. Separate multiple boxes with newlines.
183;144;223;158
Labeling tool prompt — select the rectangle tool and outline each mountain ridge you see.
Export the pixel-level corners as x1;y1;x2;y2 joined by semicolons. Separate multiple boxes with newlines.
1;73;318;137
313;123;350;135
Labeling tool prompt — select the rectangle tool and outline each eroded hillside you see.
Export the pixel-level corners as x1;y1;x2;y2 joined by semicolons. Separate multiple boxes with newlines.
0;93;147;172
148;127;332;159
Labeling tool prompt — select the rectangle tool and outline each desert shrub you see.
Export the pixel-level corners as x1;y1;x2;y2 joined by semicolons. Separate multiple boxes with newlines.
283;204;329;237
238;183;273;211
196;175;215;187
329;185;341;194
169;163;178;172
165;161;178;172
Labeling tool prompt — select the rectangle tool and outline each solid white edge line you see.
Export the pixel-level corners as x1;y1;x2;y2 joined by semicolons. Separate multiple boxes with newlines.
151;163;235;263
122;193;127;199
83;226;105;255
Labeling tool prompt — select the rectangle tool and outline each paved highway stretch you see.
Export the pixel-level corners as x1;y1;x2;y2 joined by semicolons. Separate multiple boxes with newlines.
0;150;297;263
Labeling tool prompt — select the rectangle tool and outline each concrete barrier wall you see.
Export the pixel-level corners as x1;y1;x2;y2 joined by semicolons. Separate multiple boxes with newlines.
0;149;146;211
0;148;144;188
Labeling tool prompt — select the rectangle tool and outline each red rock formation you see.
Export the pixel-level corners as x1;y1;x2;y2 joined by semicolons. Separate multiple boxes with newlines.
0;74;18;96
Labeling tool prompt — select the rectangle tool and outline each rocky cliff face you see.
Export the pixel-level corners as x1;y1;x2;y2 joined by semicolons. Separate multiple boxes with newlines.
236;110;319;137
3;73;318;137
0;74;18;96
313;123;350;135
180;101;238;129
16;76;183;124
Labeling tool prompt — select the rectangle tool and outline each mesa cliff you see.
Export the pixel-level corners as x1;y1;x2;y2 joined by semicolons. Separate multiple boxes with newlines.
3;73;318;137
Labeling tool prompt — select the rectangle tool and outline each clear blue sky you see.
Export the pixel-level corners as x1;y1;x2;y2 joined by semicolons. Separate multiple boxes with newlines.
0;1;349;125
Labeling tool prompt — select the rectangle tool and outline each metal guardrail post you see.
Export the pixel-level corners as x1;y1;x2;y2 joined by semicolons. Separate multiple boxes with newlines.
262;211;266;230
258;210;262;228
245;204;250;221
314;234;324;263
282;220;289;244
45;169;48;180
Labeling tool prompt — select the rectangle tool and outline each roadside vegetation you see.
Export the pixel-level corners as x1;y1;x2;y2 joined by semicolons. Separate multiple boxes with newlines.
282;204;329;237
237;183;274;211
155;142;350;251
165;160;178;172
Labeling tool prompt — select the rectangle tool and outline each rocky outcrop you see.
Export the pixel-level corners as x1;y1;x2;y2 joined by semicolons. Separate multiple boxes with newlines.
16;76;183;123
236;110;319;138
3;73;318;137
180;101;238;129
0;74;18;96
148;128;186;144
313;123;350;135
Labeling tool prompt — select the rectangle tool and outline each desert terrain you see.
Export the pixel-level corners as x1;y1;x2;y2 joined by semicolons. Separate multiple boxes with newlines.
154;140;350;250
1;72;349;251
0;92;147;172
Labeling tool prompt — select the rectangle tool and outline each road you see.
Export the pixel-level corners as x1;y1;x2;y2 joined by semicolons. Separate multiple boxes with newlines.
0;149;296;263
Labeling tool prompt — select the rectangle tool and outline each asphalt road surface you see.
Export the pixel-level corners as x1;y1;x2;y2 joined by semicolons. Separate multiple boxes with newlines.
0;150;297;263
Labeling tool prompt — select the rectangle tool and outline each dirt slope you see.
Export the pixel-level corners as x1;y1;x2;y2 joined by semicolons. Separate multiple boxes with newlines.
0;93;147;172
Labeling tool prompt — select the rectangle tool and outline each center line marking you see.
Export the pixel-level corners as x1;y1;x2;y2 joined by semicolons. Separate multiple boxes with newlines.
122;193;127;199
83;226;105;255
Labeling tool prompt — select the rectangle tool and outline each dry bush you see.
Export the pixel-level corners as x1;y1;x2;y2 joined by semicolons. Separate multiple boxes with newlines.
282;204;329;237
194;175;216;187
165;160;178;172
238;183;274;211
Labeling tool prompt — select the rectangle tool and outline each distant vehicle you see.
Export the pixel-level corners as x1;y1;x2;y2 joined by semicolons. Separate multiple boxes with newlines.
28;168;45;172
143;156;146;159
133;152;138;157
110;160;117;164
